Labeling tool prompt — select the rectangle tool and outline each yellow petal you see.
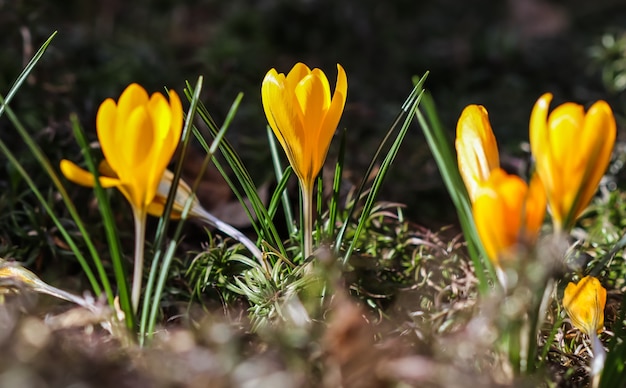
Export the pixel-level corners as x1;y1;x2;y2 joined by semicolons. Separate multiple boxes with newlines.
569;100;616;223
455;104;500;201
116;83;149;124
529;93;552;159
473;184;508;265
547;103;585;173
563;276;607;336
262;68;306;182
166;90;184;152
325;64;348;128
144;92;174;205
98;160;118;178
122;106;154;207
96;98;121;173
472;169;545;266
473;169;524;265
261;69;285;142
294;73;328;185
285;62;311;91
317;64;347;177
523;173;547;240
60;159;121;188
295;72;328;136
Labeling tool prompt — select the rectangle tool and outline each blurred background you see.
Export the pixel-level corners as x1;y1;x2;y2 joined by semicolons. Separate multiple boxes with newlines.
1;0;626;244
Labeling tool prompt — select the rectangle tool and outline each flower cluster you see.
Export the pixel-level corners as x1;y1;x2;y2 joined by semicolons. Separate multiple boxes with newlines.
455;93;614;339
456;94;616;267
60;63;348;312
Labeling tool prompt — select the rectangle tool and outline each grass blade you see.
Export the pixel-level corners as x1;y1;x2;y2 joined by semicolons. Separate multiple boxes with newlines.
0;99;112;300
414;92;496;293
335;73;427;256
69;114;133;328
188;89;286;257
326;129;346;240
267;126;296;235
139;76;203;343
342;85;425;263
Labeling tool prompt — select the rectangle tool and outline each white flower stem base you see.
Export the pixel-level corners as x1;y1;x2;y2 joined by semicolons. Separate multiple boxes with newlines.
131;207;147;314
301;183;313;262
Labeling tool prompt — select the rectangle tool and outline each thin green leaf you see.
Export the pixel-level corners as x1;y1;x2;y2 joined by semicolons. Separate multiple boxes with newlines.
144;87;240;341
0;99;111;300
267;166;294;220
342;87;425;263
0;32;57;118
267;126;296;235
0;137;102;295
69;114;133;329
188;88;286;257
140;76;203;344
335;74;427;254
327;129;346;240
415;92;496;293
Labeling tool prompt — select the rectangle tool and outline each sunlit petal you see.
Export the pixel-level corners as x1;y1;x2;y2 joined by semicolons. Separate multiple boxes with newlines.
96;99;120;172
472;169;545;267
455;104;500;201
60;159;121;188
116;83;149;123
563;276;607;336
285;62;311;91
571;101;616;222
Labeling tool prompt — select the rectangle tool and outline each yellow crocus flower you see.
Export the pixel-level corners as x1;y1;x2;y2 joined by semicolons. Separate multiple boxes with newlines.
472;168;546;267
261;63;347;259
60;83;183;313
262;62;347;191
61;83;183;212
455;104;500;202
529;93;616;232
563;275;606;336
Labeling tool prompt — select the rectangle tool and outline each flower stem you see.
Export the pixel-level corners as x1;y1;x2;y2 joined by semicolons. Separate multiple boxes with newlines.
131;207;147;314
301;182;314;261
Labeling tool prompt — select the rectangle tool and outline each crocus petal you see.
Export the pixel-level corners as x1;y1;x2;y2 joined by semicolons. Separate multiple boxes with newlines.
529;93;552;158
165;90;184;158
261;69;284;140
96;98;121;173
116;83;150;124
294;73;328;184
143;92;174;206
523;173;547;240
455;104;500;202
60;159;121;188
295;72;328;138
563;276;607;336
317;64;347;179
117;106;152;208
570;100;616;223
262;68;306;183
324;64;348;134
285;62;311;91
473;169;545;266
